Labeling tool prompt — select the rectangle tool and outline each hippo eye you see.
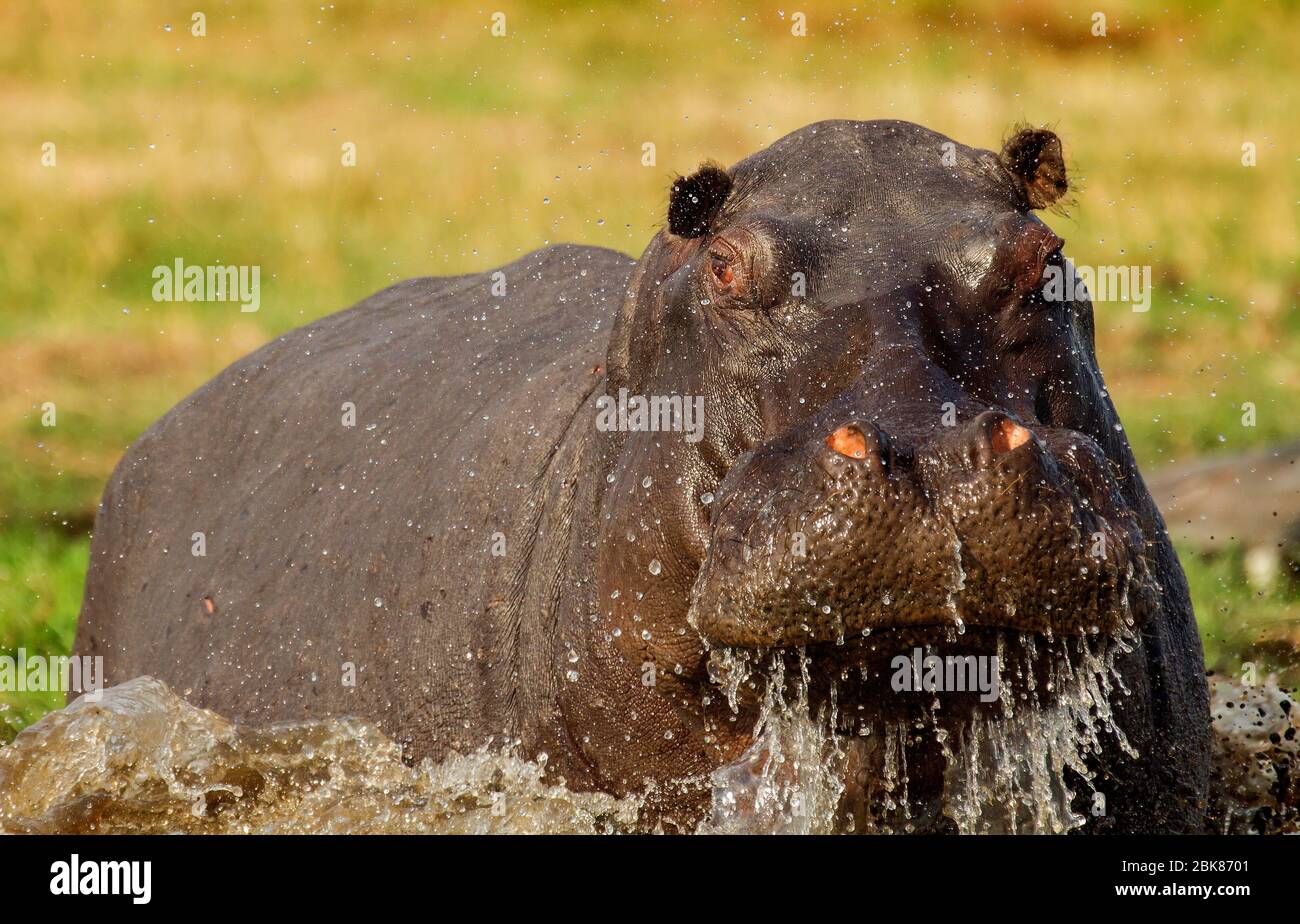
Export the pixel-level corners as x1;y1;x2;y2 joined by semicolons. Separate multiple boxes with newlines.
710;252;735;288
701;234;758;305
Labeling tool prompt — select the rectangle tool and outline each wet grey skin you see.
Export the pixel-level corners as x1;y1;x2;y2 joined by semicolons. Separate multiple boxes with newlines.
75;120;1210;832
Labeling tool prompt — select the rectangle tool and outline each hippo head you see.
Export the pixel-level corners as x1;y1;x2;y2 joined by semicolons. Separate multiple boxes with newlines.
599;120;1170;731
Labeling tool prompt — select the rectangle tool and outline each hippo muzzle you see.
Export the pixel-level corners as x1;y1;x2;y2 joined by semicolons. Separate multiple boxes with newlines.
688;400;1152;648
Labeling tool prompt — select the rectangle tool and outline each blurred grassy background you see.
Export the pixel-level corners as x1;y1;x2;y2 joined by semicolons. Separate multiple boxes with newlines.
0;0;1296;735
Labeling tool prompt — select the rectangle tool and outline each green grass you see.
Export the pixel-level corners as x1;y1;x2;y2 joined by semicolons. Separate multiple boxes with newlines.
1183;545;1300;690
0;528;88;741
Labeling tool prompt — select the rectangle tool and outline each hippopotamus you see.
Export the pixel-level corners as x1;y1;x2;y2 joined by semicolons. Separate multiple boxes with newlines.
75;119;1210;832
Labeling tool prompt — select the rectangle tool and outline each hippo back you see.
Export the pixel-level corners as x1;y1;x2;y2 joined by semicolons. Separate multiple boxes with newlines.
75;244;633;763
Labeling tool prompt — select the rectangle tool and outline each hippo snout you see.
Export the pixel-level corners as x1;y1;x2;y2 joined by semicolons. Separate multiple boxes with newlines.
688;406;1151;649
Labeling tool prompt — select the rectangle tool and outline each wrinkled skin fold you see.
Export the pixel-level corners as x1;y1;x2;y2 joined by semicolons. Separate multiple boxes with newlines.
76;120;1210;832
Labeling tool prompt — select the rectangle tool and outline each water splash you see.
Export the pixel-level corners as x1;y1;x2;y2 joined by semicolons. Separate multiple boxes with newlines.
0;665;1287;834
0;677;639;835
703;652;848;834
1204;673;1298;834
703;630;1142;834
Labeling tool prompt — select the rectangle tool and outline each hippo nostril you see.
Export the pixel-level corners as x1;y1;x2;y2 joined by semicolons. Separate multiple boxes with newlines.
991;418;1032;454
827;424;869;460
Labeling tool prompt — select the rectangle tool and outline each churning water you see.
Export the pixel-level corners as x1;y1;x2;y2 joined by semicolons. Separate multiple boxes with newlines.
0;663;1292;834
0;678;638;834
704;634;1139;834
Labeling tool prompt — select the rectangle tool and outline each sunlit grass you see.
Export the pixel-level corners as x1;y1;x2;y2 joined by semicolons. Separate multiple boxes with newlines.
1184;544;1300;690
0;528;88;740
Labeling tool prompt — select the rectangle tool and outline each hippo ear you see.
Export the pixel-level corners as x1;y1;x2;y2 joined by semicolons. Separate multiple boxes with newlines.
667;163;733;238
999;128;1068;210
